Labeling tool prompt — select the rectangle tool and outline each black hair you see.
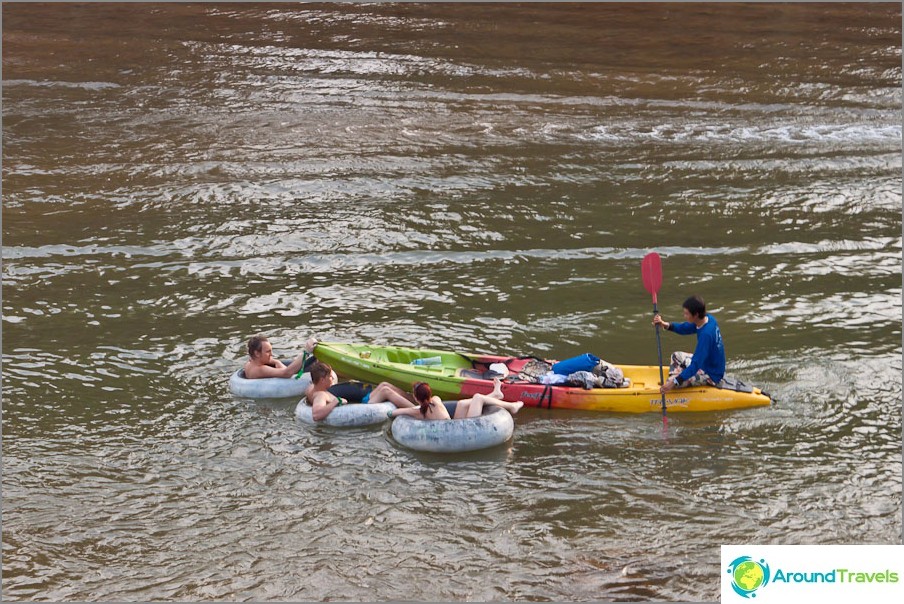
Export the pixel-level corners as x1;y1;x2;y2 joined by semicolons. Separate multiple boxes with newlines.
682;295;706;319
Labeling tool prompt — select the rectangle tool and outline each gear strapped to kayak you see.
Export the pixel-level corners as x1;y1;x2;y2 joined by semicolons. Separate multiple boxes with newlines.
312;342;772;413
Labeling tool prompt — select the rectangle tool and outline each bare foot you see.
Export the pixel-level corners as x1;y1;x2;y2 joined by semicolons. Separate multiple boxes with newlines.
509;401;524;415
490;377;504;399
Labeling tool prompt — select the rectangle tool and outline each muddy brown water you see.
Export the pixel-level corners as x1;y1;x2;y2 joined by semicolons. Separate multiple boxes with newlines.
2;3;901;601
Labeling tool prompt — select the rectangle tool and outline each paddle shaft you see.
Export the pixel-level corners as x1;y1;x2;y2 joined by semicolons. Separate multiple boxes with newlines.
642;252;668;421
652;299;667;417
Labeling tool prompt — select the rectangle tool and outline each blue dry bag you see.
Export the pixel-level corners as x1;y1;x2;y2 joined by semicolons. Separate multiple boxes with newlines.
552;353;600;376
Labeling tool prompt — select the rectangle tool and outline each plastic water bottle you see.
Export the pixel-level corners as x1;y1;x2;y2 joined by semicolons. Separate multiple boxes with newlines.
411;356;442;366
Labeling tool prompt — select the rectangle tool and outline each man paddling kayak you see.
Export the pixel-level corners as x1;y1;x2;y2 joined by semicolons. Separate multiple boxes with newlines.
652;295;726;394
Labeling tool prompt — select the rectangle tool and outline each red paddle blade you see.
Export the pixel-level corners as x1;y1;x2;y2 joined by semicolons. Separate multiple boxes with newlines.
641;252;662;297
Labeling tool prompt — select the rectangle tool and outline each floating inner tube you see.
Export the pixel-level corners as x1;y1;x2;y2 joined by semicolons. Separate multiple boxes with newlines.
390;402;514;453
295;398;396;427
229;369;311;399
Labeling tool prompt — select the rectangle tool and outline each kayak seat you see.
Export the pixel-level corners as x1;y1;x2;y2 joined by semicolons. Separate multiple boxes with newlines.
459;369;505;380
717;376;754;393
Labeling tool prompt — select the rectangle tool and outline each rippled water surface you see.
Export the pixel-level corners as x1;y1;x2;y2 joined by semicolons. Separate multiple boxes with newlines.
3;3;902;601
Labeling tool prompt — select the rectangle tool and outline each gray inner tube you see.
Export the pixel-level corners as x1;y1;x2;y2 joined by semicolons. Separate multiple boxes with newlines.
229;369;311;399
295;398;396;427
390;402;514;453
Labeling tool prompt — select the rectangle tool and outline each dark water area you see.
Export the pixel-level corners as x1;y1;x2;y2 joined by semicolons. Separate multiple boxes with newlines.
2;3;902;601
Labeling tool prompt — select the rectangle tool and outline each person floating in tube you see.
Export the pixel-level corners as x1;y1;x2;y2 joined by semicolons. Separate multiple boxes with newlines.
385;379;524;420
307;361;417;422
243;334;322;380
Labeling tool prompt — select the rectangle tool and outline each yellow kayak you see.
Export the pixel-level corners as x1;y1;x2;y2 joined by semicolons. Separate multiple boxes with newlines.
314;342;772;413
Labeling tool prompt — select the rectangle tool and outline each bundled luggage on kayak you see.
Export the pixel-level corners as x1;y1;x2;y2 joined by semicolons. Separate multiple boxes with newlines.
313;342;772;413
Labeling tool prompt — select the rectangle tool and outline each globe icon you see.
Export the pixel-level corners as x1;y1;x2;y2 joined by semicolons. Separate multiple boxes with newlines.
733;560;765;592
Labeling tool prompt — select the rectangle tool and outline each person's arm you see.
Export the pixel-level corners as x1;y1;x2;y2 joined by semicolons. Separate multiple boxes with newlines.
668;321;696;335
387;406;424;419
247;362;292;379
311;392;340;422
652;314;668;330
677;332;712;383
273;352;307;378
653;315;695;335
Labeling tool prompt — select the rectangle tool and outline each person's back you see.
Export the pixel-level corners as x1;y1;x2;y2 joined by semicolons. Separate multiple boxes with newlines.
309;361;345;421
414;383;451;420
385;382;454;420
685;314;725;384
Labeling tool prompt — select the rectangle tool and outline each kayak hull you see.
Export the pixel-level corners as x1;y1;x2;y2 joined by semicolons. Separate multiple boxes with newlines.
314;342;772;413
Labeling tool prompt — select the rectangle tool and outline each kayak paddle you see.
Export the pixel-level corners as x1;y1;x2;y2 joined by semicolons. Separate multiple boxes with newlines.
642;252;668;427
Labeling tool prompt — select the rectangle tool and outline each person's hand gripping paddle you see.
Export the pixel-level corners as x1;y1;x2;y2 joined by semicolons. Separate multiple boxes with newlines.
642;252;668;431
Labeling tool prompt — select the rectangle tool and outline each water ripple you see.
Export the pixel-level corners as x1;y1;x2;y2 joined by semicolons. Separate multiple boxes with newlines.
3;2;901;601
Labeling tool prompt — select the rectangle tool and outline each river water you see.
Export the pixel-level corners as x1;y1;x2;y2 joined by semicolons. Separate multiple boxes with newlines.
2;3;901;601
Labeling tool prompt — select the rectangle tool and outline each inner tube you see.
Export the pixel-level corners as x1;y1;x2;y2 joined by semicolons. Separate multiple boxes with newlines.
295;398;396;427
229;369;311;399
390;402;514;453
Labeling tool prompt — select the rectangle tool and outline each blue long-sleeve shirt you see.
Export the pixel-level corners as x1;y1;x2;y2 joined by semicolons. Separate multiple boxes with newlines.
668;314;726;384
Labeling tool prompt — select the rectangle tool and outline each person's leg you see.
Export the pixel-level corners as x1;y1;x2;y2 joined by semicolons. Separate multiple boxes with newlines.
366;382;416;408
382;382;417;407
481;393;524;416
468;393;524;417
328;381;369;402
680;370;711;388
489;377;504;399
669;351;692;377
462;396;483;418
452;398;473;419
